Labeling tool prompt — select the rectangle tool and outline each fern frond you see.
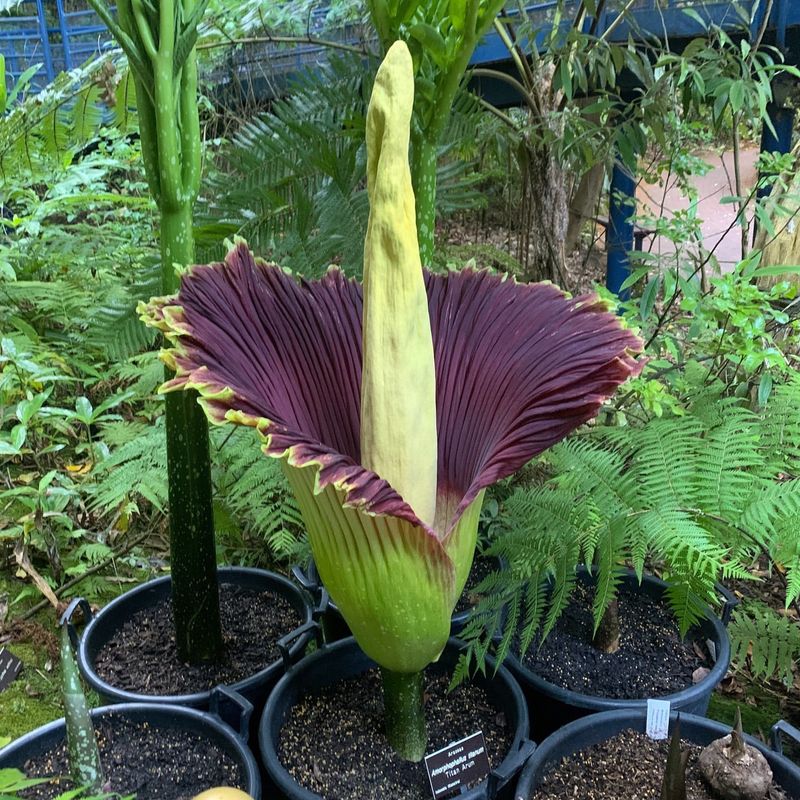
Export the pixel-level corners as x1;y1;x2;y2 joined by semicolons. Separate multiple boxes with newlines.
547;437;636;513
693;408;764;518
88;420;168;514
213;427;304;560
738;479;800;554
633;416;703;508
759;374;800;472
729;603;800;684
662;572;712;637
71;85;104;143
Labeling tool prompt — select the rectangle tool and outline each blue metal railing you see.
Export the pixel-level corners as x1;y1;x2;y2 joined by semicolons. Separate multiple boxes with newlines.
0;1;114;93
4;1;799;98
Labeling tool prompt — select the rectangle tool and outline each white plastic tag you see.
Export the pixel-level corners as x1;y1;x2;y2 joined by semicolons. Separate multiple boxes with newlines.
646;699;671;740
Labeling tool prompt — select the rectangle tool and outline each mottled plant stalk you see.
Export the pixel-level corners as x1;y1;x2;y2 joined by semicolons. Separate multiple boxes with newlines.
87;0;222;663
381;668;427;762
61;625;103;791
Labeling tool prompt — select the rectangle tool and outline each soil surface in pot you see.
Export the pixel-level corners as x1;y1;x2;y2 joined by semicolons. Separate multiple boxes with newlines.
20;714;245;800
529;728;789;799
519;581;711;699
453;556;494;616
279;666;512;800
94;584;302;694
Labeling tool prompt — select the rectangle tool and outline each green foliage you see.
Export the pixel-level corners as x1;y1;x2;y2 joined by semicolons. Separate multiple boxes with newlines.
88;420;169;517
201;53;487;276
213;428;306;562
0;55;136;182
729;602;800;685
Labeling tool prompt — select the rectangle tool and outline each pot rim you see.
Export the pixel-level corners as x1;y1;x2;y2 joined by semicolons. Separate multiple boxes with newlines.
503;569;731;711
258;635;532;800
75;566;313;706
514;709;800;799
0;701;262;800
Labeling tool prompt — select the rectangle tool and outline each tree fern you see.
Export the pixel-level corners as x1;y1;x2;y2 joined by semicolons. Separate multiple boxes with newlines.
729;602;800;685
459;391;800;672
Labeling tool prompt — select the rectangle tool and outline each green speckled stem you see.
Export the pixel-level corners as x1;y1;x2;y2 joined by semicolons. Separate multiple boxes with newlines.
411;135;438;269
154;33;222;665
61;625;103;790
381;668;427;762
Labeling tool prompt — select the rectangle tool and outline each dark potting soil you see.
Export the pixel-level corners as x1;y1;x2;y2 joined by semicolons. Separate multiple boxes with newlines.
20;714;245;800
453;556;494;616
519;581;710;699
529;729;790;799
279;666;512;800
94;584;302;695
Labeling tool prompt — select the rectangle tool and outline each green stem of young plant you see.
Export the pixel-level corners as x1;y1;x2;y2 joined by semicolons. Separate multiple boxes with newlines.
381;667;427;762
61;625;103;791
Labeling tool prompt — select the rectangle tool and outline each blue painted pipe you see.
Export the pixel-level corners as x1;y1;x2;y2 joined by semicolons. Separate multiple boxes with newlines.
757;102;795;201
606;158;636;299
34;0;53;82
54;0;71;71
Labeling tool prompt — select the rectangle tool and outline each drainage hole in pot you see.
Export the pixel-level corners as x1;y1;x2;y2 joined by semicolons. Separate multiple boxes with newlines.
518;582;712;699
279;667;512;800
19;714;246;800
94;584;302;695
528;728;789;800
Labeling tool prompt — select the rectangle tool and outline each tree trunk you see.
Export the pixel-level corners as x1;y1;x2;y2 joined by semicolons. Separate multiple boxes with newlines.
753;172;800;292
518;139;569;284
593;598;620;654
566;162;605;254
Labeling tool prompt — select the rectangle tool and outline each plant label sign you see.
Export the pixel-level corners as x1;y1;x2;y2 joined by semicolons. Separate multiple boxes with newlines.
425;730;490;799
646;699;671;740
0;647;22;692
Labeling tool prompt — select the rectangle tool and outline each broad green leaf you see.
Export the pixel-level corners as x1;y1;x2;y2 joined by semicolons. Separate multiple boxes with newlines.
75;396;94;423
758;372;773;409
639;274;660;321
408;23;448;68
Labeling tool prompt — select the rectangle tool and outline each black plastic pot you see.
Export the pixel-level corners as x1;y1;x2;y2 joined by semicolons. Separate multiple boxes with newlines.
503;569;737;742
292;555;498;640
0;686;262;800
258;635;534;800
514;710;800;799
65;567;314;721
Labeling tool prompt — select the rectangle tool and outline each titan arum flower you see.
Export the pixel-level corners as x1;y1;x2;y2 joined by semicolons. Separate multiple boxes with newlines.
141;41;642;761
